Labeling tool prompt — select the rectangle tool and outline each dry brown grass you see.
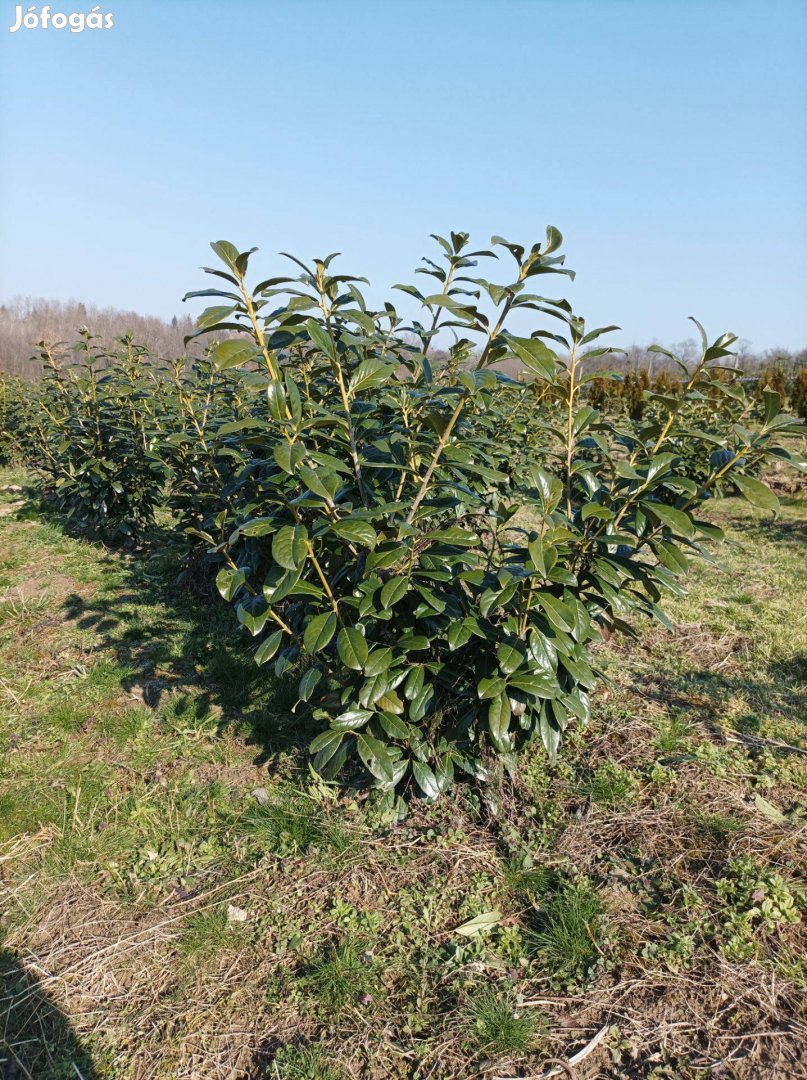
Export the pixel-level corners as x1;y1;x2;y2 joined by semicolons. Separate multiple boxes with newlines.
1;475;805;1078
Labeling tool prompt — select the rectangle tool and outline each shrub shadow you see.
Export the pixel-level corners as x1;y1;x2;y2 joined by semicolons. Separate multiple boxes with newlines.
634;652;806;746
726;503;807;545
0;948;100;1079
59;524;321;770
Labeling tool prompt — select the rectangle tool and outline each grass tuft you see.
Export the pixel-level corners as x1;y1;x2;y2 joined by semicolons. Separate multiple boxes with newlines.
270;1043;344;1079
694;810;745;842
179;908;236;963
501;861;561;902
581;759;637;805
527;880;607;987
655;713;696;753
304;937;376;1011
241;788;356;858
463;987;539;1057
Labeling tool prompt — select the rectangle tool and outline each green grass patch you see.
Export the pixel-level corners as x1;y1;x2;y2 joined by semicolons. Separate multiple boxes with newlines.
580;759;638;805
0;468;805;1079
527;879;608;988
303;937;378;1012
241;788;358;859
463;986;541;1057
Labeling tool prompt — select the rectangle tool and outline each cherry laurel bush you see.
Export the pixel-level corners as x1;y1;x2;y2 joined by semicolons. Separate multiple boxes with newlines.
10;229;805;815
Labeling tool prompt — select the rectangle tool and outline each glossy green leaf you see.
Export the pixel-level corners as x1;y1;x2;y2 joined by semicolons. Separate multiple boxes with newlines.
642;502;695;539
364;647;393;677
732;474;780;516
272;524;308;570
412;760;440;799
507;336;558;380
477;675;506;700
380;576;408;609
298;667;323;702
303;611;337;654
216;566;246;602
356;733;396;782
310;729;345;771
496;641;526;675
330;519;378;548
337;627;368;671
488;694;512;752
255;629;283;666
213;338;260;370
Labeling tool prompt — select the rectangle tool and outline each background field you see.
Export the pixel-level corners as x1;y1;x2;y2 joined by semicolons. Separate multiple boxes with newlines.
1;463;805;1079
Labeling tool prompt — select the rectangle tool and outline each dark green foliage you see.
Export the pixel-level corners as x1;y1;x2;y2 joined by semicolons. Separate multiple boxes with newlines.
643;363;768;500
0;373;37;464
157;356;259;552
789;366;807;420
0;375;17;463
186;233;802;807
622;367;650;420
9;229;806;806
754;362;787;404
17;333;166;543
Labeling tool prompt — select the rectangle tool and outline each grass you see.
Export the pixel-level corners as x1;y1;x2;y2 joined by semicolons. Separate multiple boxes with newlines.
654;711;696;753
241;787;358;859
304;937;378;1012
269;1044;344;1080
0;468;805;1078
179;907;236;963
580;758;638;805
463;987;540;1056
693;809;746;842
527;879;606;987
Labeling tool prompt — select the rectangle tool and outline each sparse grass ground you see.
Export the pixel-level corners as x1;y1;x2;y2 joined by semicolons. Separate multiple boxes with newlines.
0;465;805;1079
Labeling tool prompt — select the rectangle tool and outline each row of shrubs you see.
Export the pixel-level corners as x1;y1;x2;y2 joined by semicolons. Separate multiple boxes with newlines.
587;363;807;422
1;230;804;813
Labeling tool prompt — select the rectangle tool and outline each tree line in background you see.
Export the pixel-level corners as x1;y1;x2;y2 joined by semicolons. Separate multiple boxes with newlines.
0;230;804;813
1;293;805;404
0;297;198;378
587;362;807;424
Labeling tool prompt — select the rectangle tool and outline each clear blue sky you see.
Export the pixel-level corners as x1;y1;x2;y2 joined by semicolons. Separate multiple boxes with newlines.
1;0;805;351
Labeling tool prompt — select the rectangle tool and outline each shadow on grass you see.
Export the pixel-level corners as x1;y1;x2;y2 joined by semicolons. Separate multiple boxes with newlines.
724;496;807;544
634;653;807;746
0;948;100;1079
56;520;321;770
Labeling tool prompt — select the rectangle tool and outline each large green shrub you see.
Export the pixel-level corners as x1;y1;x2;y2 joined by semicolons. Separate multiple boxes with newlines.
8;228;803;805
157;355;258;554
0;374;21;464
638;359;767;501
21;333;166;543
789;365;807;421
183;230;804;809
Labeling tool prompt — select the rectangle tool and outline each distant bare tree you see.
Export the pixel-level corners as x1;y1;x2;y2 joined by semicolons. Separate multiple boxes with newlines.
1;294;803;383
0;297;198;378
